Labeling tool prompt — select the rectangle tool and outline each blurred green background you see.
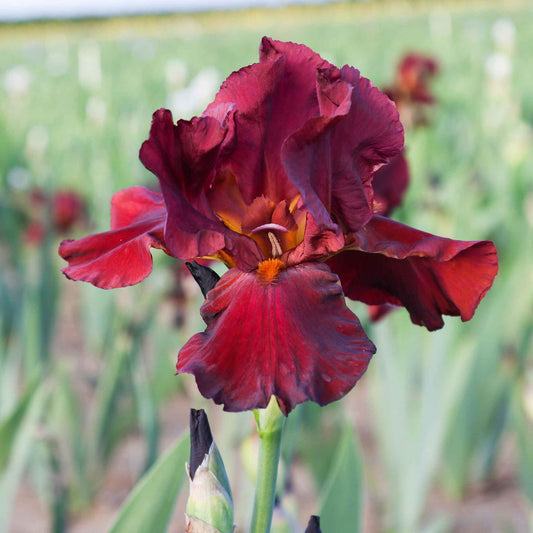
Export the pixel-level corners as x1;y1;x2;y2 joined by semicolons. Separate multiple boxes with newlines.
1;1;532;532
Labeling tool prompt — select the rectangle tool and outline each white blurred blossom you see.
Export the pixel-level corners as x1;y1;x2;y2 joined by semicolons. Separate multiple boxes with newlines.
165;58;188;90
3;65;33;97
78;40;102;89
492;18;516;53
167;67;220;118
25;125;49;159
129;38;157;60
429;11;452;40
86;96;107;125
485;52;512;82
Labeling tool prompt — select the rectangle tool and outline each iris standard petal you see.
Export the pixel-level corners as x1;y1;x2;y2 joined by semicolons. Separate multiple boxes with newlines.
140;108;261;269
327;215;498;331
59;186;166;289
204;37;332;204
176;262;375;414
282;65;404;234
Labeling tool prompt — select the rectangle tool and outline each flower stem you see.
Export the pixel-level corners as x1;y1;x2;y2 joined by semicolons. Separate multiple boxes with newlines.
250;397;286;533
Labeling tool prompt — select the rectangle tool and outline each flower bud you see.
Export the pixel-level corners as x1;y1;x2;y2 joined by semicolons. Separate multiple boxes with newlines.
186;409;234;533
185;262;220;297
305;515;322;533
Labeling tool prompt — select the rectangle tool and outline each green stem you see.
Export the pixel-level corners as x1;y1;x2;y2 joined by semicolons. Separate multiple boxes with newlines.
250;397;286;533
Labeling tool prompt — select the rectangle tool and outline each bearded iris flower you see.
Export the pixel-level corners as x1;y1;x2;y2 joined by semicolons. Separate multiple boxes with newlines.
24;188;87;244
385;53;440;129
59;38;497;415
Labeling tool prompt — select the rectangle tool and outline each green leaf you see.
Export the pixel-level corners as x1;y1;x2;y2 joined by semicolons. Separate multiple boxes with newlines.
109;431;189;533
0;382;50;532
297;403;343;488
89;343;131;465
319;419;363;533
0;382;38;472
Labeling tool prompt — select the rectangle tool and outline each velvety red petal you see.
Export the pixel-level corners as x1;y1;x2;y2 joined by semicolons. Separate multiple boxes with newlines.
371;151;409;216
177;262;375;414
139;109;260;269
327;215;498;331
59;186;167;289
204;37;332;204
328;67;404;229
282;66;404;233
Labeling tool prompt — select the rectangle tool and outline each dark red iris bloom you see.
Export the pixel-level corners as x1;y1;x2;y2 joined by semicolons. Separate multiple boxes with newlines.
25;188;87;244
386;53;439;105
385;53;439;129
374;53;439;217
59;38;497;415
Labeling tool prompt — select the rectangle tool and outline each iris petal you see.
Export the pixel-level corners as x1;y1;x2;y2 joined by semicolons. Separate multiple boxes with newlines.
204;37;332;204
140;109;261;269
371;151;410;216
177;262;375;414
328;215;498;331
59;186;166;289
282;65;404;233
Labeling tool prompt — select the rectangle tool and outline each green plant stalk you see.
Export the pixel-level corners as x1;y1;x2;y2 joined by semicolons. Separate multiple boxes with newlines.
251;397;285;533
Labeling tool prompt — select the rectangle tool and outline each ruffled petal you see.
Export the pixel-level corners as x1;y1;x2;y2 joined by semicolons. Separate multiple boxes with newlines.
139;109;261;269
328;67;405;229
59;186;167;289
204;37;332;204
371;151;409;216
284;213;345;266
177;262;375;414
282;66;404;233
327;215;498;331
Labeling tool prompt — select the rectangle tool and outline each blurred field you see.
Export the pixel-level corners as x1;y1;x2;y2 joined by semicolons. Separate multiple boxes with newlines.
1;2;532;532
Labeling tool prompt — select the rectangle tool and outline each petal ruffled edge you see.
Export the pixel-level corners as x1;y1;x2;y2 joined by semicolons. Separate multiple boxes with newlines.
177;262;375;414
282;65;404;234
139;108;262;270
204;37;333;204
327;215;498;331
58;186;167;289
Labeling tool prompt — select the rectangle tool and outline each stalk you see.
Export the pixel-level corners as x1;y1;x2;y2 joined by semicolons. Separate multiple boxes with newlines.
250;397;285;533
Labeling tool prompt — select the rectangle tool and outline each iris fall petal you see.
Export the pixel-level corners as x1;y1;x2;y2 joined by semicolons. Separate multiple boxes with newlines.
177;262;375;414
59;186;166;289
327;215;498;331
